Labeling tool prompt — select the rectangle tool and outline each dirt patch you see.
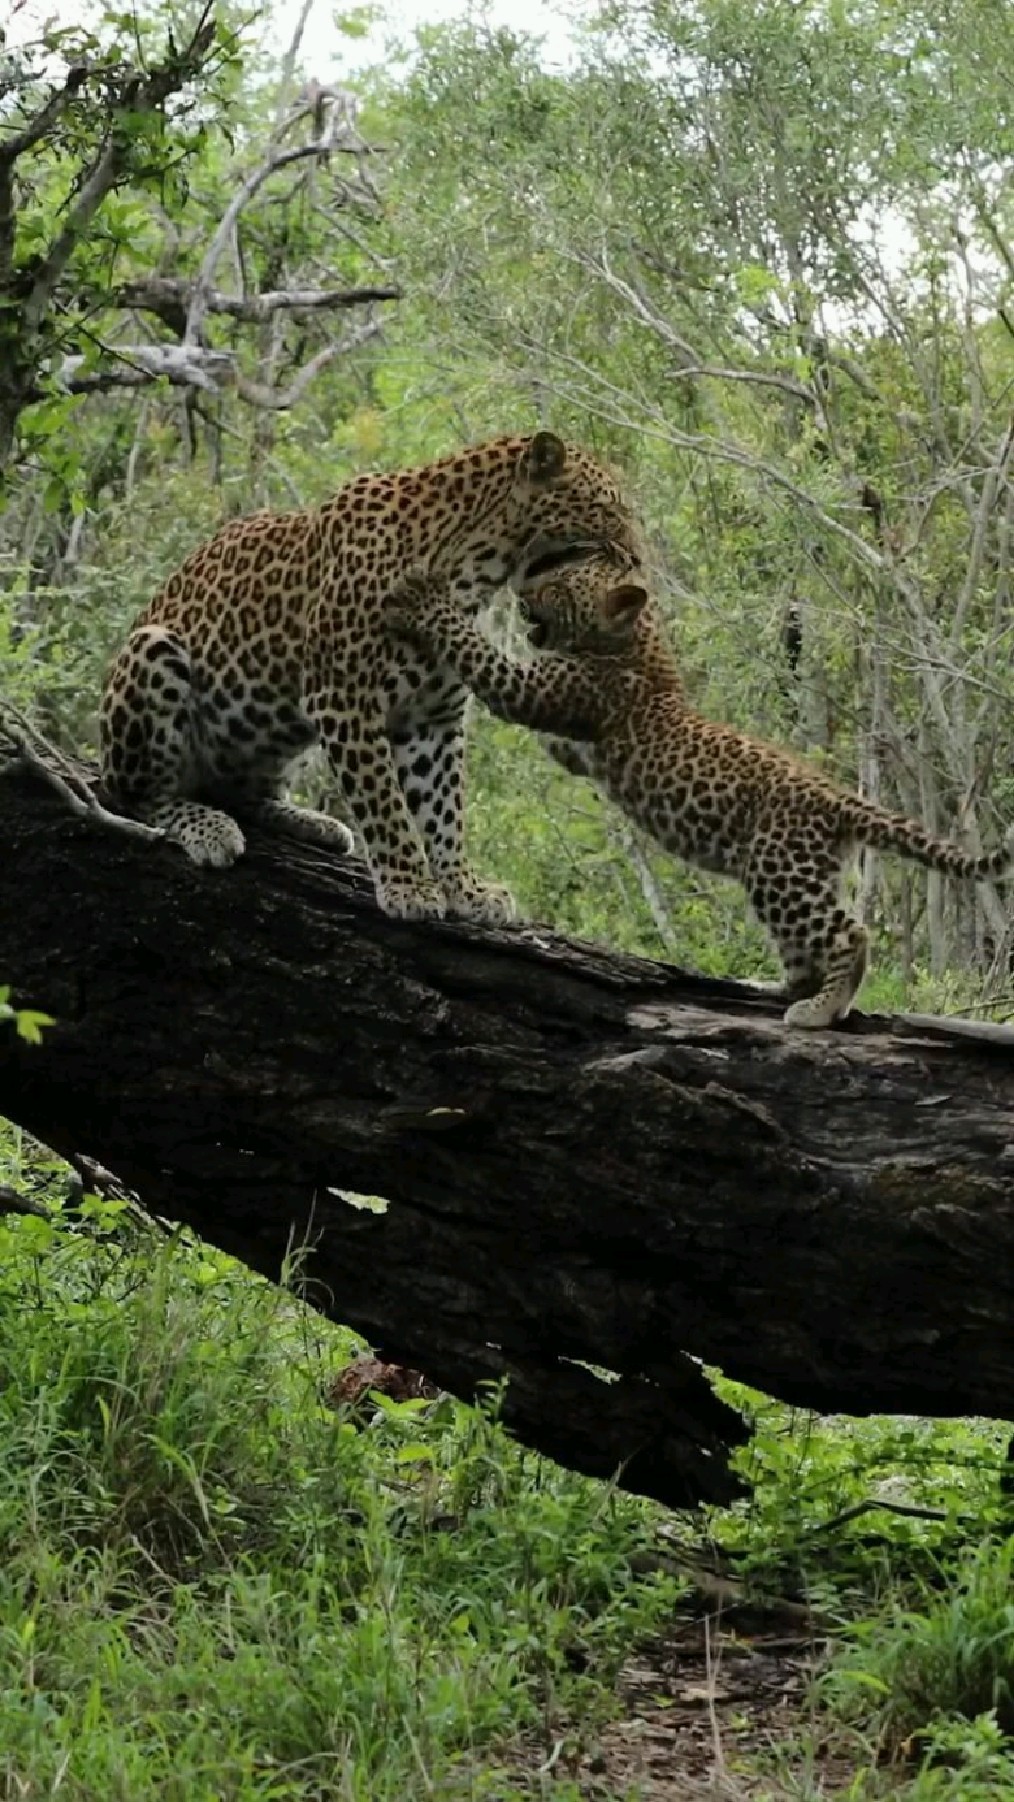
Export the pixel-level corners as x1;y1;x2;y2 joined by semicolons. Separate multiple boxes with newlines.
496;1611;865;1799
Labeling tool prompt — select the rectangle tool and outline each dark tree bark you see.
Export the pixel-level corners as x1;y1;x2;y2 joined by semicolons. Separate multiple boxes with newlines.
1;752;1013;1510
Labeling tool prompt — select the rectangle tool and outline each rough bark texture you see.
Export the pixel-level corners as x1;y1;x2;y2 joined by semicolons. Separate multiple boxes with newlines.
1;754;1013;1509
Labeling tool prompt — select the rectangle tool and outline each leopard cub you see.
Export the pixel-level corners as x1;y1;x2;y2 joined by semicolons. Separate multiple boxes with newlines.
386;554;1014;1027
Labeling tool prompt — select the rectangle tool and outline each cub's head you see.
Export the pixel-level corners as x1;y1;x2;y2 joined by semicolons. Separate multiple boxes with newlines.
521;546;650;656
500;432;644;592
520;545;683;697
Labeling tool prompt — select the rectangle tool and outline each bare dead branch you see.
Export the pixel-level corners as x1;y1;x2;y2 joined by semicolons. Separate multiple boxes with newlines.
184;139;360;348
54;342;236;395
117;275;401;323
0;1183;51;1221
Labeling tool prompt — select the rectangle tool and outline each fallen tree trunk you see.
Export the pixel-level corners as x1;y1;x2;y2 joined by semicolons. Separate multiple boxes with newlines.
1;752;1013;1509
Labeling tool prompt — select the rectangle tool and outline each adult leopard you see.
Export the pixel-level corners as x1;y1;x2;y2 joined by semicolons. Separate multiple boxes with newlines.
386;552;1014;1026
98;432;641;921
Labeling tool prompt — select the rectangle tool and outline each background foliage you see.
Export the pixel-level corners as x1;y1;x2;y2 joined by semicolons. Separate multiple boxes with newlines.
2;1;1013;1793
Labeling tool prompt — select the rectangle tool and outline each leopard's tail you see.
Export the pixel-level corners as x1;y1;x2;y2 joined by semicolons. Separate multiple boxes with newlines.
842;797;1014;880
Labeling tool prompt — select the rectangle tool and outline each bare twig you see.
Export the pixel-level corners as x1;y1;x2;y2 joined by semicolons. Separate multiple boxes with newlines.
950;413;1014;652
233;320;384;408
666;362;813;401
0;700;164;844
809;1497;949;1533
275;0;317;123
608;819;682;955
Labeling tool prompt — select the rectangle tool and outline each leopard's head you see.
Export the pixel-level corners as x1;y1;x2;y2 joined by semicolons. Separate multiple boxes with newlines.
498;433;644;592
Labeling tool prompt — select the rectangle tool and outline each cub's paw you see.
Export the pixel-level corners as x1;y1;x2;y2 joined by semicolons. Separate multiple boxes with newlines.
374;872;448;922
175;810;246;870
443;872;518;928
783;994;846;1030
261;800;357;855
544;737;593;778
300;812;356;854
314;815;357;855
384;569;439;636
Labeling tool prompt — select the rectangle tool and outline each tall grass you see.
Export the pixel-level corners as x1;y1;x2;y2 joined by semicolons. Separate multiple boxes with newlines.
0;1211;676;1800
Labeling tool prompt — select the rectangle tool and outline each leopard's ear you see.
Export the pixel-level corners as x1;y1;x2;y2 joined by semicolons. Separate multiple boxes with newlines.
521;431;567;487
600;583;648;630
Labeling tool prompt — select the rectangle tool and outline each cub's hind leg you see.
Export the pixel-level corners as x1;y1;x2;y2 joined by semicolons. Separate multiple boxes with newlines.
746;830;867;1029
99;626;246;868
783;914;867;1029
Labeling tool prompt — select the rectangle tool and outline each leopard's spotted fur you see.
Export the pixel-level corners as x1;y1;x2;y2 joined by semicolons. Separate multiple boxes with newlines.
387;551;1014;1026
98;433;641;921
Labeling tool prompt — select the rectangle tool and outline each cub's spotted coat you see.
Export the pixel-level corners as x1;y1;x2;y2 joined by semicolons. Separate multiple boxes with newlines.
387;553;1014;1025
99;433;641;921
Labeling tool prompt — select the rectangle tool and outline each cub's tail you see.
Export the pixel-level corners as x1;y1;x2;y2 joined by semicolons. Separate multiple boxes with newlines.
844;799;1014;879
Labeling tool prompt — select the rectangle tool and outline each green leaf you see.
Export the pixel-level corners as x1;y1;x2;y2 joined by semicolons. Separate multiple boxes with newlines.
395;1442;436;1465
15;1010;55;1045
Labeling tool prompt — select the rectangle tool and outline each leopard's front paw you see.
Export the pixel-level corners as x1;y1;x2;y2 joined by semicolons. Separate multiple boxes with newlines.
373;871;448;922
443;871;518;927
174;809;246;869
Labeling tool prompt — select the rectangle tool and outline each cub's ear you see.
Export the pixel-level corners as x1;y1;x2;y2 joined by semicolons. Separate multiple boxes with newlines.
600;582;648;629
522;430;567;487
